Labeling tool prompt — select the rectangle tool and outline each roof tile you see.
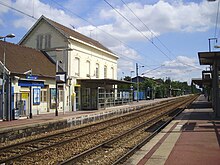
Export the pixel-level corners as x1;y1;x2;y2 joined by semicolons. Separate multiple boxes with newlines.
44;17;114;54
0;41;55;77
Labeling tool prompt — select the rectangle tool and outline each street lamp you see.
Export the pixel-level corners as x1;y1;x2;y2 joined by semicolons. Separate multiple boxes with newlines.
0;33;15;121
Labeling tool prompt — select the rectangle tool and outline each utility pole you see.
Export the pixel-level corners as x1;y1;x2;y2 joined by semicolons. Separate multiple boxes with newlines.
136;63;139;102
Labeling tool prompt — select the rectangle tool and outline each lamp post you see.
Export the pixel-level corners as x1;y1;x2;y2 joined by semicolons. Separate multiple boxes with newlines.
0;34;15;121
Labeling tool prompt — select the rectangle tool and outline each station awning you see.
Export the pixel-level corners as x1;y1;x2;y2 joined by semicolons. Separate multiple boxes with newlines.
77;78;132;86
198;52;220;65
18;79;45;87
192;78;212;87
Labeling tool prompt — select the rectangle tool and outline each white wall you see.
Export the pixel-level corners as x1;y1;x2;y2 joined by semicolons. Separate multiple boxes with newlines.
12;77;56;116
21;20;67;50
21;19;118;112
68;39;118;81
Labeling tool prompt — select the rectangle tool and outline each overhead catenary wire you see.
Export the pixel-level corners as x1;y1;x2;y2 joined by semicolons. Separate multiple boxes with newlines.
0;1;37;20
141;64;165;75
120;0;174;57
0;0;202;72
103;0;173;61
0;0;157;67
49;0;159;66
118;0;202;70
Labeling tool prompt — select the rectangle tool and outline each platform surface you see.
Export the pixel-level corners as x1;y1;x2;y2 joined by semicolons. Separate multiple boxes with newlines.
125;95;220;165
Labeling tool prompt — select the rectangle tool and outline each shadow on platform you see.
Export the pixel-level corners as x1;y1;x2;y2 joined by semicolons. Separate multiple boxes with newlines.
181;121;220;147
187;101;212;109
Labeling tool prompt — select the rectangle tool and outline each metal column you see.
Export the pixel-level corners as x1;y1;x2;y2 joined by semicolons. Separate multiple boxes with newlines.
212;60;220;118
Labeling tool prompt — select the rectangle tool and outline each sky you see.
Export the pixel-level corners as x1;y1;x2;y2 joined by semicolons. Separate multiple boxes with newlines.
0;0;219;84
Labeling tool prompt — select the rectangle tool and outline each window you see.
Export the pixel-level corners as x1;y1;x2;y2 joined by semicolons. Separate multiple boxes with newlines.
59;90;64;102
40;90;47;102
111;67;114;79
104;65;107;78
45;34;51;49
36;34;43;49
86;60;90;77
96;63;99;78
75;57;80;76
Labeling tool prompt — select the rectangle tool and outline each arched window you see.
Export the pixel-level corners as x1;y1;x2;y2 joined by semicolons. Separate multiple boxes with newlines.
86;60;91;77
111;67;114;79
104;65;107;78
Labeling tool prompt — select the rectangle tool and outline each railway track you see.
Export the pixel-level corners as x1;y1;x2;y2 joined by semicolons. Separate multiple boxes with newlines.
0;95;197;165
61;95;197;165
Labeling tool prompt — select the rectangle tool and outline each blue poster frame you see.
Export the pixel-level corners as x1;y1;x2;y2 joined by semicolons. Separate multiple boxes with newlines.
33;88;40;105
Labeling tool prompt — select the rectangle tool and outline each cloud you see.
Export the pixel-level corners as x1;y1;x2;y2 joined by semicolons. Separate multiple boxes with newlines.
0;0;12;26
10;0;82;30
142;56;203;83
99;1;216;39
1;0;217;40
163;56;197;69
3;0;217;45
0;0;11;14
112;44;142;77
0;0;213;83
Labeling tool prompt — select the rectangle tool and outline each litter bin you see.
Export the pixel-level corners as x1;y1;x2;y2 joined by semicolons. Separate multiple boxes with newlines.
12;108;20;120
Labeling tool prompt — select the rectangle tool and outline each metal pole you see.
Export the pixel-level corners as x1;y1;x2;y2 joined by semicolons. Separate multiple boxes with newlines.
29;86;32;118
136;63;139;102
55;60;58;116
55;82;58;116
2;38;6;120
209;38;211;52
7;76;11;121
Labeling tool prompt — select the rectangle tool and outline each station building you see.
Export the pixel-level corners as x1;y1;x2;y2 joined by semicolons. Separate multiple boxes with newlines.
0;41;56;120
19;15;132;112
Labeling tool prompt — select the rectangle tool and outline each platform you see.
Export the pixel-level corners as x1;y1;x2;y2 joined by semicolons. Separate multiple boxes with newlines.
0;97;176;143
125;95;220;165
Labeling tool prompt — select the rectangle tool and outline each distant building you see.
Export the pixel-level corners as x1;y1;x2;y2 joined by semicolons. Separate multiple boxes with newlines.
0;41;56;120
19;15;131;111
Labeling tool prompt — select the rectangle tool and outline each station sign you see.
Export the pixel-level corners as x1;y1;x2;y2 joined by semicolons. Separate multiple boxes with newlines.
56;72;66;83
26;75;38;80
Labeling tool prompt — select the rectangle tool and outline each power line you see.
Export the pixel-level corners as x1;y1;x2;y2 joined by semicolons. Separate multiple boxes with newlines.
49;0;158;66
141;64;165;75
0;0;157;66
120;0;174;57
118;0;201;70
0;1;37;20
103;0;172;61
0;0;200;72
